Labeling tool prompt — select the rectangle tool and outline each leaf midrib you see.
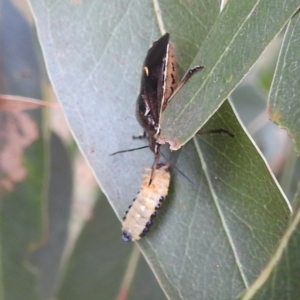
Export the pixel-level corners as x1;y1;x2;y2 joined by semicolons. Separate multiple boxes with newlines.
193;136;250;288
165;0;261;131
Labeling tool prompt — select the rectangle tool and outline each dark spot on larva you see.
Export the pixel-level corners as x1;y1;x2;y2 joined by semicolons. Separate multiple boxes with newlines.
172;63;175;71
143;227;149;233
170;87;174;93
155;203;161;210
171;73;175;84
128;204;132;209
132;198;136;202
122;216;126;221
146;220;153;227
123;209;128;219
139;232;146;238
151;212;157;218
159;196;164;202
121;231;132;242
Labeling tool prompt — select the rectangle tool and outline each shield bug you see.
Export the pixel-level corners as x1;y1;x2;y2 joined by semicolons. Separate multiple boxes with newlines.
111;33;233;176
113;34;233;241
121;163;171;242
135;33;204;179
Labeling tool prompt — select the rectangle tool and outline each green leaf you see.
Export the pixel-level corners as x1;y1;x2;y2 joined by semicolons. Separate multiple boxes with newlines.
159;0;300;149
237;197;300;300
29;1;291;299
30;132;73;299
137;100;290;299
154;0;221;72
269;10;300;154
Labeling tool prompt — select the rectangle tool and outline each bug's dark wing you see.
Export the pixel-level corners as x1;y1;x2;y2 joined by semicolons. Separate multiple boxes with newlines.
136;33;169;134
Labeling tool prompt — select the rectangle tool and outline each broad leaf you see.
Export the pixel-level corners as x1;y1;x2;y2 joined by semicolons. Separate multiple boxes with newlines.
237;196;300;300
137;100;290;299
29;1;291;299
269;10;300;154
159;0;300;150
30;133;73;300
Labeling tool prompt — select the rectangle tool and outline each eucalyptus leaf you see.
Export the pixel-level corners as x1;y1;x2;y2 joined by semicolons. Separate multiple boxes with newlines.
29;1;291;299
269;10;300;154
237;197;300;300
137;100;290;299
159;0;300;149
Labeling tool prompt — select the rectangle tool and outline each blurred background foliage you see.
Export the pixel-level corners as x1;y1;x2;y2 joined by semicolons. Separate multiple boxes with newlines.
0;0;299;299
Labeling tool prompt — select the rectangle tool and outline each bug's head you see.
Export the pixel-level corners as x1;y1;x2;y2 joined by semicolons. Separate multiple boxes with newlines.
121;231;132;242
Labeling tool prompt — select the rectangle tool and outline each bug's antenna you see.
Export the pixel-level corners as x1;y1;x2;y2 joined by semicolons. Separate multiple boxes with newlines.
110;145;149;156
159;152;198;188
111;144;198;188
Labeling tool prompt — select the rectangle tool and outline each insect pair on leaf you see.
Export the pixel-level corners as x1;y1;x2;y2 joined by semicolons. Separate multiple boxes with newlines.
112;33;233;242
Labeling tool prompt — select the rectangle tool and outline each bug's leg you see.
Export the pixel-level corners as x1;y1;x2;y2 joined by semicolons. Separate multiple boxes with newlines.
133;131;147;140
176;66;204;91
197;129;234;137
165;66;204;106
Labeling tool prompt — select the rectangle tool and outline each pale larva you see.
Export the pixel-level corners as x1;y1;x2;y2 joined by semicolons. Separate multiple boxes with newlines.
121;164;171;242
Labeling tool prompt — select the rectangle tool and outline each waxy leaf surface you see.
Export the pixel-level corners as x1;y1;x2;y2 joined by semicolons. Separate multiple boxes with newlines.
159;0;300;149
269;11;300;154
237;194;300;300
29;1;291;299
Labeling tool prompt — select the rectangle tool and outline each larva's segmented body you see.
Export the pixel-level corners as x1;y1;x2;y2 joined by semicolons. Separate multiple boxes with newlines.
121;164;171;242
